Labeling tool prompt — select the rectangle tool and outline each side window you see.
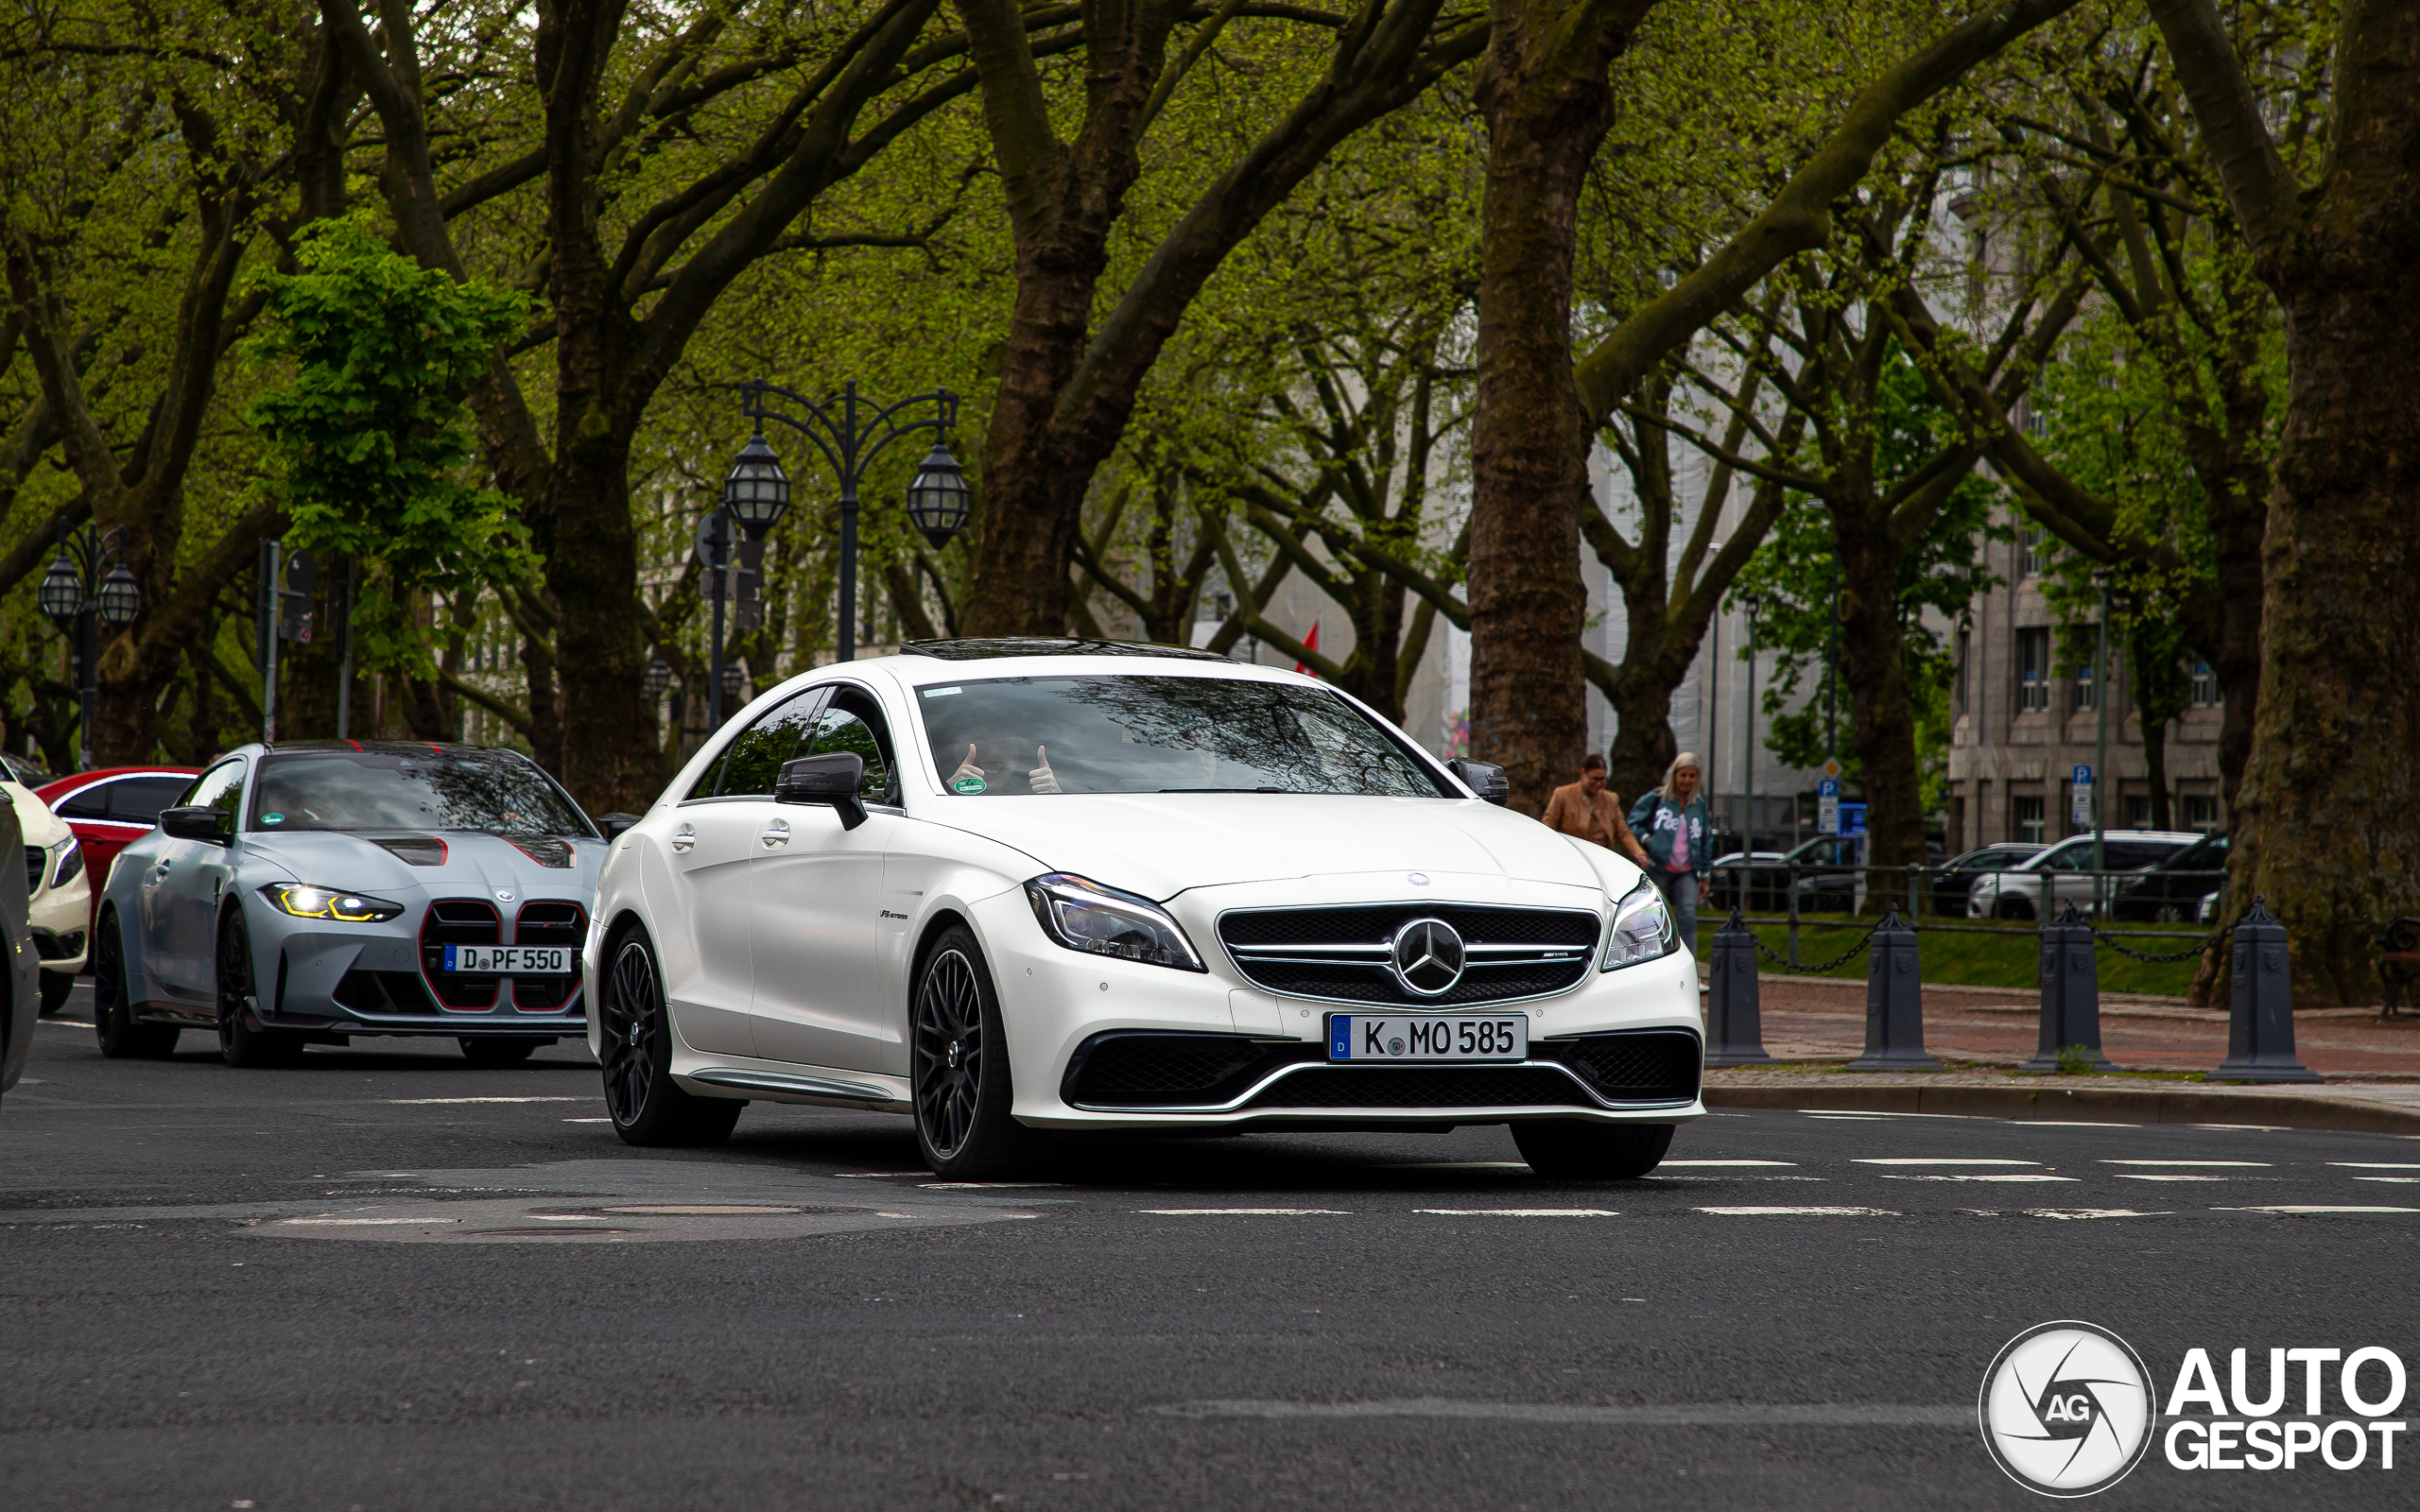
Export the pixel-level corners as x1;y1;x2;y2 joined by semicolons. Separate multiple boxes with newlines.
805;686;896;803
112;776;192;824
182;762;246;828
56;784;112;821
690;689;825;799
2043;845;2087;872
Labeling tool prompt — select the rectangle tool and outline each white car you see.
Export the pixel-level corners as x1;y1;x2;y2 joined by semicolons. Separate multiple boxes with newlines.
587;641;1703;1179
6;781;89;1015
1964;830;2203;919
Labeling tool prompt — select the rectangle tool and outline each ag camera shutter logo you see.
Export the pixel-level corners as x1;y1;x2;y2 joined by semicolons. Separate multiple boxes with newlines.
1979;1320;2154;1496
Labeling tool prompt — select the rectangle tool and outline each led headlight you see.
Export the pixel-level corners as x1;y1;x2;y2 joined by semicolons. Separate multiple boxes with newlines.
1024;872;1206;971
46;836;82;888
1601;878;1678;971
262;883;406;922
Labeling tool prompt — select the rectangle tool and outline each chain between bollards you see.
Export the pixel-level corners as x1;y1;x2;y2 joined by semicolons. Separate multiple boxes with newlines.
2088;919;2235;965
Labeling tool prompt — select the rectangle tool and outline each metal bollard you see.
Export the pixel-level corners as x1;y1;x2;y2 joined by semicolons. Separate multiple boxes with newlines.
2021;902;2118;1073
2213;898;2320;1083
1703;907;1772;1066
1845;902;1942;1071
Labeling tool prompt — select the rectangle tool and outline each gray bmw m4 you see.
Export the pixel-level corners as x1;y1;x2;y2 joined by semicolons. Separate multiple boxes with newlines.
92;741;605;1067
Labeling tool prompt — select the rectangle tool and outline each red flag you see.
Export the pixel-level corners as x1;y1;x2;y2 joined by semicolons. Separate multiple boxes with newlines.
1294;621;1320;677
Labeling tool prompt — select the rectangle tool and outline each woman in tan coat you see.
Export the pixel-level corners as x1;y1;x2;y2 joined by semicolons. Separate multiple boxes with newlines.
1542;754;1651;869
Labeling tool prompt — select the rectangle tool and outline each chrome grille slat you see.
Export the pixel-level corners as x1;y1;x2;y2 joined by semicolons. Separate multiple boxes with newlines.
1218;902;1600;1007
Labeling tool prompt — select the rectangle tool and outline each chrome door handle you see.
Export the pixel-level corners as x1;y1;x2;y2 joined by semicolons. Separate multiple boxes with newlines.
670;826;696;853
759;820;790;848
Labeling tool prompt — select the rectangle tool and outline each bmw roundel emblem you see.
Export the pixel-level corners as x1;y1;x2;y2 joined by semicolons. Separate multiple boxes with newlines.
495;889;516;902
1390;918;1466;997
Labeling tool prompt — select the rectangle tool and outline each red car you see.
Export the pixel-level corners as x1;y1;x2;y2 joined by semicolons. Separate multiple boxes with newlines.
35;766;201;940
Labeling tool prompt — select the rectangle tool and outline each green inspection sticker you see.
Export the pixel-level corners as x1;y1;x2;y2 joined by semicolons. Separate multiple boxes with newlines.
262;813;285;824
951;775;986;795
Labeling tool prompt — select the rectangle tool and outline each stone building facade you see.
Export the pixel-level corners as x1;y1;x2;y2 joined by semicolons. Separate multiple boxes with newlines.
1945;518;2228;850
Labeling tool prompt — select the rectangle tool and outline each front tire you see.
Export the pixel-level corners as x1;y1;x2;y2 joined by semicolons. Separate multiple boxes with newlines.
39;971;74;1016
1512;1121;1674;1179
911;924;1041;1179
216;910;304;1068
598;931;741;1147
459;1036;547;1068
1994;897;2035;921
94;912;177;1059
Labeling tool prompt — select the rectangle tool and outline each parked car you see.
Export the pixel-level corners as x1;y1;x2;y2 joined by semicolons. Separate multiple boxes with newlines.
0;787;38;1107
1706;850;1791;912
1927;843;2047;917
1964;831;2204;919
92;742;605;1068
2110;833;2228;922
37;766;200;942
0;753;57;788
5;782;91;1015
590;640;1703;1179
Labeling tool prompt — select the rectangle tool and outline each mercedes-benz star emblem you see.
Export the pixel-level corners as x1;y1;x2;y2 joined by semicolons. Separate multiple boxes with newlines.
1390;918;1466;997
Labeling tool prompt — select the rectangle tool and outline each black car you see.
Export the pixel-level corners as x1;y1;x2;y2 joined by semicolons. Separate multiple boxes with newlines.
1703;834;1860;914
1928;843;2048;917
0;792;43;1108
2111;833;2228;922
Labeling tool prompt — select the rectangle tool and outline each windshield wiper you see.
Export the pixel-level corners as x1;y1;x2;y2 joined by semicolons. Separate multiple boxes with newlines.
1157;786;1296;794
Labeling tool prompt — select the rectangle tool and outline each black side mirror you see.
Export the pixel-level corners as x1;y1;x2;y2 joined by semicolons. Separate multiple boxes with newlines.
160;805;227;843
775;753;869;831
597;813;642;840
1444;758;1511;806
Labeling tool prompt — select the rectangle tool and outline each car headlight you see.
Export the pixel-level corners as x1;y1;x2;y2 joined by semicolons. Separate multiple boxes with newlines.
1601;879;1677;971
262;884;406;922
1024;872;1205;971
47;836;82;888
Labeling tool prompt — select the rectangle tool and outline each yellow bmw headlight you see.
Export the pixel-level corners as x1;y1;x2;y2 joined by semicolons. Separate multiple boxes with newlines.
262;884;406;922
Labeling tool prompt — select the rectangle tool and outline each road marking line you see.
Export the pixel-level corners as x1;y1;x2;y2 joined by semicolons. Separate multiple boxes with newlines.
2114;1175;2230;1181
1151;1399;1965;1426
2219;1206;2420;1214
2352;1177;2420;1183
1137;1208;1352;1215
2015;1121;2140;1127
1383;1161;1530;1169
384;1097;589;1105
1882;1175;2079;1183
562;1118;612;1124
278;1217;459;1226
2189;1123;2288;1131
1854;1159;2037;1166
2027;1209;2172;1220
2332;1162;2420;1169
2102;1160;2269;1166
1661;1160;1797;1167
1696;1206;1896;1216
1414;1209;1619;1217
921;1182;1067;1189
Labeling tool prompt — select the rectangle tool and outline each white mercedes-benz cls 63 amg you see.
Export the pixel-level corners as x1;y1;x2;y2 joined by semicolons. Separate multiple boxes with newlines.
587;639;1702;1178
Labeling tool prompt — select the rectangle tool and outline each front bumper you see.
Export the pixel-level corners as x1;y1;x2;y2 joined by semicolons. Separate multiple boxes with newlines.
250;915;586;1040
971;874;1706;1132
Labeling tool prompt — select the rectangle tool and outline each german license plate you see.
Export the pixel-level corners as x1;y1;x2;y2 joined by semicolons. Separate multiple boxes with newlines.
1327;1014;1528;1062
443;945;568;975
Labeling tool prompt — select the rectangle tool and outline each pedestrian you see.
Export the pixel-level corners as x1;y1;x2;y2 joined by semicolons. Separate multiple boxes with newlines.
1542;753;1651;870
1628;752;1713;952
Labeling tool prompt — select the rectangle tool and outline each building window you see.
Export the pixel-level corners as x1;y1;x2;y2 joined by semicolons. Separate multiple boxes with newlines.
2189;662;2219;708
2185;795;2220;833
1954;629;1970;715
2020;527;2050;577
2125;794;2152;829
2073;640;2099;713
2016;627;2050;713
2014;795;2046;845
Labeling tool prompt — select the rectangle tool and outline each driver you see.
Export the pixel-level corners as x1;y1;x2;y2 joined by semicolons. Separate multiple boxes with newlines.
945;739;1060;795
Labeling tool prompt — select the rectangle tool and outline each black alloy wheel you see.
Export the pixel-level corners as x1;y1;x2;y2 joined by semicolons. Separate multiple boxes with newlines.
910;924;1039;1179
93;911;177;1059
216;909;304;1068
1512;1120;1674;1179
459;1036;548;1068
1995;897;2035;921
38;970;74;1016
598;931;740;1147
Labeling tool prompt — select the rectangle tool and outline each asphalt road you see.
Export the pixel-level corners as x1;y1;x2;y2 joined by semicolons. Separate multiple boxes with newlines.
6;983;2416;1511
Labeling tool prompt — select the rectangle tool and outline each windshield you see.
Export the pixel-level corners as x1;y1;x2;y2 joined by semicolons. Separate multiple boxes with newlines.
914;675;1448;798
248;749;596;837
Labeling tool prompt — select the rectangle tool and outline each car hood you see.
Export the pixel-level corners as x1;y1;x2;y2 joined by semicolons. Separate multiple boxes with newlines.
237;829;605;901
923;794;1606;901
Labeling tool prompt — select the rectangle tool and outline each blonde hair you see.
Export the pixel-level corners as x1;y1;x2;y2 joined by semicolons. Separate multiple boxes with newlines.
1660;751;1703;800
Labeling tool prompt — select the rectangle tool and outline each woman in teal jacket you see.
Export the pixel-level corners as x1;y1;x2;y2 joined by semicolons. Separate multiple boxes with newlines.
1627;752;1713;951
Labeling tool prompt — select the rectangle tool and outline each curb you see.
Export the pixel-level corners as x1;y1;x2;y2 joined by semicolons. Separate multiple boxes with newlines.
1704;1083;2420;1136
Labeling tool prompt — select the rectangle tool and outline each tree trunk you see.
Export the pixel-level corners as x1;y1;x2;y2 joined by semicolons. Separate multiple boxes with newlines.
2143;713;2171;831
1604;669;1680;815
1831;502;1925;876
1466;10;1634;816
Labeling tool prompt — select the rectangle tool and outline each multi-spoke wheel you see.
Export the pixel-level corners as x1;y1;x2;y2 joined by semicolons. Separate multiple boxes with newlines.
93;910;177;1059
216;909;303;1068
598;930;740;1147
910;924;1038;1179
1512;1121;1674;1179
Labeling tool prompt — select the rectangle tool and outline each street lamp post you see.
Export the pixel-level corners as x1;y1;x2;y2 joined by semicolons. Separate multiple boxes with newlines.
38;524;143;772
1742;593;1762;850
723;378;969;688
